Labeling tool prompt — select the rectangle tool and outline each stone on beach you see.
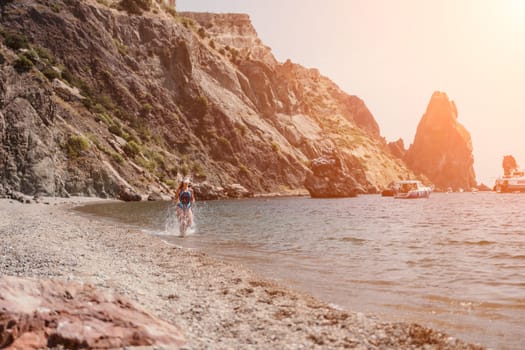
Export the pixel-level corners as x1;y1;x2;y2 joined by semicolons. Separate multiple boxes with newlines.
0;275;186;349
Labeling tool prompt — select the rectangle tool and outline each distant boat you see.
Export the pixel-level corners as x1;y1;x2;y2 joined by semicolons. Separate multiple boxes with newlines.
394;180;432;199
494;169;525;193
381;188;395;197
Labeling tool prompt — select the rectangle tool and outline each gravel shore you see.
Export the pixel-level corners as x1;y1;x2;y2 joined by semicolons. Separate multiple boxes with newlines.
0;198;484;349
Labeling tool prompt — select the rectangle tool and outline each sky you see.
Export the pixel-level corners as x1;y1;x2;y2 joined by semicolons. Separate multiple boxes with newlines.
177;0;525;185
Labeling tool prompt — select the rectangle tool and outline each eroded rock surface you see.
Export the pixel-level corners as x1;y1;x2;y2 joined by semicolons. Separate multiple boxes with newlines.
304;150;365;197
404;91;476;190
0;275;185;349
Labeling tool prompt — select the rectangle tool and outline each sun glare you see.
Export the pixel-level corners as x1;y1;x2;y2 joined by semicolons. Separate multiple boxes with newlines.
505;0;525;29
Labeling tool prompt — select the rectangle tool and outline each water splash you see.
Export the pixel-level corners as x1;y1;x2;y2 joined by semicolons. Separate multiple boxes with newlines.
160;204;197;237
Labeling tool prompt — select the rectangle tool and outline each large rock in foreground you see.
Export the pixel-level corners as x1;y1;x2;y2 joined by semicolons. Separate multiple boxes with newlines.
0;275;186;349
404;91;476;191
304;151;364;198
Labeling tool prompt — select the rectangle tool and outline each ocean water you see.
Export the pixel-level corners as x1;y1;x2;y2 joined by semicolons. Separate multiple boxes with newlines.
77;193;525;349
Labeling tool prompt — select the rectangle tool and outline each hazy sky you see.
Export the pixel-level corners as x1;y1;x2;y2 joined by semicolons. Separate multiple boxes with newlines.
178;0;525;185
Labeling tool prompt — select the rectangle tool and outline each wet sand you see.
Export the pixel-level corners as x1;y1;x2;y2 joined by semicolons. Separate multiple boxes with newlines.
0;198;484;349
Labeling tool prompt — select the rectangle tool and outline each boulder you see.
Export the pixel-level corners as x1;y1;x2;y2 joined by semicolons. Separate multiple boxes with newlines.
224;183;253;198
9;191;33;204
147;192;172;201
0;275;186;349
192;182;253;199
304;151;363;198
118;187;142;202
192;181;226;200
477;183;492;191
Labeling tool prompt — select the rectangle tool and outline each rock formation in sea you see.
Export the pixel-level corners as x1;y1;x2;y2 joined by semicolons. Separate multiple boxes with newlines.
404;91;476;191
0;0;418;199
502;155;518;175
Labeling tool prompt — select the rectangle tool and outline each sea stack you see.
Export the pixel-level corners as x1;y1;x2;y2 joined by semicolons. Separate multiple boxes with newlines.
404;91;476;190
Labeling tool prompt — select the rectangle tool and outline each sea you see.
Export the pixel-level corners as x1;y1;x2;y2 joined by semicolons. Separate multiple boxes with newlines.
77;192;525;349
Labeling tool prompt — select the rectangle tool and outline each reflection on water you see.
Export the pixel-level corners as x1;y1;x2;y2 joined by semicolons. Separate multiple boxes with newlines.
77;193;525;349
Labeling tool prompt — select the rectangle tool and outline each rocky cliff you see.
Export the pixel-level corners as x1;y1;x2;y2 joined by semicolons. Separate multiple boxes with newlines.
404;91;476;190
0;0;417;199
387;138;406;159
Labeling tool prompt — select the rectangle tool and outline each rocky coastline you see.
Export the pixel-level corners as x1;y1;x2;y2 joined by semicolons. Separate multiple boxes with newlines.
0;198;484;349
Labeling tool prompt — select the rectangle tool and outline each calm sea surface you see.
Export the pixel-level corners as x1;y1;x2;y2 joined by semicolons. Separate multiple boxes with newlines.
77;193;525;349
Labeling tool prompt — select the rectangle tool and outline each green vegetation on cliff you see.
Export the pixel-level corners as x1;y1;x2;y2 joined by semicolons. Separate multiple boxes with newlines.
0;0;419;199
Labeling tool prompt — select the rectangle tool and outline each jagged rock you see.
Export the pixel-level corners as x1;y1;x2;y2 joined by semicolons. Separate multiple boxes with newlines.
192;181;225;200
224;183;253;198
9;191;33;204
0;275;186;349
118;187;142;201
51;78;84;101
477;183;492;191
404;91;476;190
147;192;171;201
502;155;518;176
387;138;406;159
304;151;363;198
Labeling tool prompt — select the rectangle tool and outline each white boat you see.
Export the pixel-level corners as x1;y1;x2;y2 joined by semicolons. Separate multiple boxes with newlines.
394;180;432;199
494;169;525;193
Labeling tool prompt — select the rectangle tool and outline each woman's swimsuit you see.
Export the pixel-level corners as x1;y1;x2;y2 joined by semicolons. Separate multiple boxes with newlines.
178;190;192;210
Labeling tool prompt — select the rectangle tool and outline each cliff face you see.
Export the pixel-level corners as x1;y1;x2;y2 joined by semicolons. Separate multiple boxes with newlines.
0;0;417;199
387;138;406;159
404;91;476;190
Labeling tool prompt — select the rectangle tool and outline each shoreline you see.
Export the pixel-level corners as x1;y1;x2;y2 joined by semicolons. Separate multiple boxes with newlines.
0;198;484;349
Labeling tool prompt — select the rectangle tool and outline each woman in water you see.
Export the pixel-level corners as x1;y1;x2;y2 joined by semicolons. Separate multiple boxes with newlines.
174;178;195;234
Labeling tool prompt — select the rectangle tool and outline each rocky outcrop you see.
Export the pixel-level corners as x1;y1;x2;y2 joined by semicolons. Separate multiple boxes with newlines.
404;91;476;190
191;181;252;199
0;275;185;349
0;1;417;199
502;155;518;176
224;183;253;198
304;150;365;197
179;12;276;66
477;183;492;191
118;187;142;201
388;138;406;159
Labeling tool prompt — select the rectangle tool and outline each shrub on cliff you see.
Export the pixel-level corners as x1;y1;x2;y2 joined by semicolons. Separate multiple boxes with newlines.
123;141;141;157
41;66;61;81
3;32;30;50
191;95;209;118
118;0;152;15
67;135;90;158
13;55;33;73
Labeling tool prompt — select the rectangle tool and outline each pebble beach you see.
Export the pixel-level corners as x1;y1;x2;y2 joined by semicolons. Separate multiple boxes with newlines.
0;198;485;349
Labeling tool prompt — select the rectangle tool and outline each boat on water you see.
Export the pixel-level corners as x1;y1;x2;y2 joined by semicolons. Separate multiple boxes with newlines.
381;188;395;197
494;169;525;193
393;180;432;199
